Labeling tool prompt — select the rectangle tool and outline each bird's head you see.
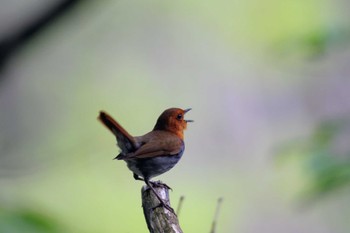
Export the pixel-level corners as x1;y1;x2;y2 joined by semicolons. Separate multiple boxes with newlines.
153;108;193;139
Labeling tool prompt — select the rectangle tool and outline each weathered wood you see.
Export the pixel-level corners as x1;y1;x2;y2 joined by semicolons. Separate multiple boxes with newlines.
141;183;183;233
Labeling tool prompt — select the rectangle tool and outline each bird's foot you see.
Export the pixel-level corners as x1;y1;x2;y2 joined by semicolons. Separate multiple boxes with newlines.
149;180;172;191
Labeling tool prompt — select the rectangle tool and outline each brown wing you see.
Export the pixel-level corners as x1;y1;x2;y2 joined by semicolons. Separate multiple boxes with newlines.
124;131;184;159
98;111;137;153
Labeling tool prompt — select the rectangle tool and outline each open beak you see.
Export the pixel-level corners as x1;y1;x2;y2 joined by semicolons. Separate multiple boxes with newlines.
184;108;194;123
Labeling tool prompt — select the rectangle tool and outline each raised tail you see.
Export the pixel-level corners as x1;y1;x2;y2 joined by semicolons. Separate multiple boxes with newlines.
98;111;137;153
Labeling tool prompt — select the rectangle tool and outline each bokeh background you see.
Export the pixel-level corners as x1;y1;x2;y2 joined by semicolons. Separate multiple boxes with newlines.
1;0;350;232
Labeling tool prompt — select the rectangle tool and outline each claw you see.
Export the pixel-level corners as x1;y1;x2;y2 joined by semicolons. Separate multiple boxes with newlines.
150;181;172;191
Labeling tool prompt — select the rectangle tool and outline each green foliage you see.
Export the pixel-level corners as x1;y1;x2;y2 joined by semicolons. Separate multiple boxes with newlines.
276;119;350;200
0;207;63;233
275;27;350;59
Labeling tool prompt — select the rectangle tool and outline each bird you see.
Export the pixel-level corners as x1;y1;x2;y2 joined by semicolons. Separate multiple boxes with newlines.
98;108;192;213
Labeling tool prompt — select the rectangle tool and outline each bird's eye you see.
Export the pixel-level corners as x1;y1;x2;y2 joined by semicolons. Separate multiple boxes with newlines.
176;114;183;120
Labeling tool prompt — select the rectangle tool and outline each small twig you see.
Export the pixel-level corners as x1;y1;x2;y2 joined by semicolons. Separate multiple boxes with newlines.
210;197;223;233
176;196;185;217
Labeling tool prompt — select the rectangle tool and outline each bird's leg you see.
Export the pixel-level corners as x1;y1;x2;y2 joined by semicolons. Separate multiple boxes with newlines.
145;180;175;214
133;174;171;190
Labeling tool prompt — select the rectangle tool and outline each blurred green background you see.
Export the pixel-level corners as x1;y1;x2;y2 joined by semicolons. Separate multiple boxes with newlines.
1;0;350;232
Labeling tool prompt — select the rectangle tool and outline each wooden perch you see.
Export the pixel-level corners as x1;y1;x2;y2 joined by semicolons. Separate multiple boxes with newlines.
141;183;183;233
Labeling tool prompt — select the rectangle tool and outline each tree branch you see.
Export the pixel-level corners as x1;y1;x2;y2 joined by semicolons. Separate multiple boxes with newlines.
141;184;183;233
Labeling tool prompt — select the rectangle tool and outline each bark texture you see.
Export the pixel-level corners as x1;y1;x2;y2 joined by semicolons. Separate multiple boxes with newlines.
141;184;183;233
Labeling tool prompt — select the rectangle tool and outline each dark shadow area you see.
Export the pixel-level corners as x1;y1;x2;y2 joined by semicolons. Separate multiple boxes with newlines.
0;0;83;78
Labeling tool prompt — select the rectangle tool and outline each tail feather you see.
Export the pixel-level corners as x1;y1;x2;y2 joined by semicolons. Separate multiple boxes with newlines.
98;111;136;153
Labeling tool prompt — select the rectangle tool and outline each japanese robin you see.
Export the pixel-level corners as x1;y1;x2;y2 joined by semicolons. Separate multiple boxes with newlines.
98;108;192;213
